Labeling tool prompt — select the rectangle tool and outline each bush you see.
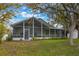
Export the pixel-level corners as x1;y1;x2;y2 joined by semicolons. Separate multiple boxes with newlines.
0;40;2;44
32;37;68;40
6;35;12;41
0;35;3;44
32;37;37;40
49;37;68;40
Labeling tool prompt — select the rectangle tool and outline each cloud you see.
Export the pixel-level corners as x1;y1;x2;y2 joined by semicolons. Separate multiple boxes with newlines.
21;12;27;17
54;24;63;29
22;6;26;10
21;12;33;18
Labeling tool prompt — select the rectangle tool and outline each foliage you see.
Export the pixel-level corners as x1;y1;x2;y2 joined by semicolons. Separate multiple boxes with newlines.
6;34;12;41
0;22;6;38
32;37;36;40
48;37;68;40
0;23;4;44
51;3;79;45
0;4;22;42
0;3;22;22
32;37;67;40
27;3;79;45
26;3;39;9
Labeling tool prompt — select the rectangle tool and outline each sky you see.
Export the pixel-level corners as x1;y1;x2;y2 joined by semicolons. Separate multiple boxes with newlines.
8;5;49;24
6;4;63;29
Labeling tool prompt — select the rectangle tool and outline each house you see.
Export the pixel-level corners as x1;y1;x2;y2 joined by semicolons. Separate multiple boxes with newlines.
11;17;65;40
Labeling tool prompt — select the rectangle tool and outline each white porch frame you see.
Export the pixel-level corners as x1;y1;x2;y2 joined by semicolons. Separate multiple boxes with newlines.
28;28;30;39
23;22;30;40
23;21;25;40
41;22;43;38
59;30;62;38
55;29;56;38
49;28;50;37
32;18;34;37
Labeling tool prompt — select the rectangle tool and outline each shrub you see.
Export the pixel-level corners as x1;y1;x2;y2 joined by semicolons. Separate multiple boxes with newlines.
0;35;3;44
6;34;12;41
31;37;68;41
32;37;36;40
0;39;2;44
48;37;68;40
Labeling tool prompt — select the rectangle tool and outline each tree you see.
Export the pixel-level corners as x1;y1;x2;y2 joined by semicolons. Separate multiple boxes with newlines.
0;22;5;38
27;3;79;45
0;3;21;40
52;3;79;45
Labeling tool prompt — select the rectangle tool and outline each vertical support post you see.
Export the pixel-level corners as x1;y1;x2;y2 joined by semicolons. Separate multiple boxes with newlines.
41;22;43;38
55;29;56;38
60;30;62;38
28;28;30;40
33;18;34;37
49;28;50;37
12;28;13;38
23;21;25;40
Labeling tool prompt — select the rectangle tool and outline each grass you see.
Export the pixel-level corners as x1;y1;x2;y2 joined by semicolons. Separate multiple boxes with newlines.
0;39;79;56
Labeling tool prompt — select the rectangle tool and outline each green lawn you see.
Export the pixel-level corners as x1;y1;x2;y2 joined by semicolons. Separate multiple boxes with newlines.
0;39;79;56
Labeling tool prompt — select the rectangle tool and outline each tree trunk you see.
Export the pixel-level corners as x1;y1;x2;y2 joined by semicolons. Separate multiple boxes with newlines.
69;30;74;45
64;27;67;38
68;23;76;45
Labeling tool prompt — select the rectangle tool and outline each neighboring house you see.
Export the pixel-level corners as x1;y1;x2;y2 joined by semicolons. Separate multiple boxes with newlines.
11;17;65;40
67;29;78;39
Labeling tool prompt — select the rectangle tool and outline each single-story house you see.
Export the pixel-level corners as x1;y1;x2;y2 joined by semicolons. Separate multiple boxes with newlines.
11;17;65;40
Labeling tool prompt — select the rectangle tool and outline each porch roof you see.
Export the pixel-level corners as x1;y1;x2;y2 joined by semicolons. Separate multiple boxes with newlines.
11;17;63;30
